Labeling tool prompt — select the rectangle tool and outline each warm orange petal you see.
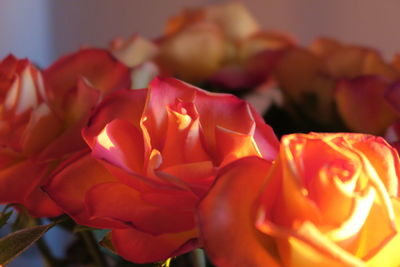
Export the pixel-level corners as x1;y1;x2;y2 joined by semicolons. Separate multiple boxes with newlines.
215;125;261;166
21;103;62;156
37;79;100;160
323;46;368;78
335;76;398;135
92;119;145;174
83;89;147;147
45;153;123;228
157;23;224;83
160;103;209;167
143;77;197;149
112;227;198;263
160;161;216;197
198;157;280;267
311;38;342;58
110;35;158;68
24;186;63;218
0;160;44;204
44;48;130;106
340;134;400;197
366;198;400;266
85;182;195;235
206;2;260;40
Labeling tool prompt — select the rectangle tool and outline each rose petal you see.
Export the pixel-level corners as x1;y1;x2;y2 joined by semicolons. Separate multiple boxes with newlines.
112;227;198;263
45;153;123;228
92;119;145;174
44;48;130;106
215;125;261;166
198;157;280;267
206;2;260;40
385;82;400;113
23;186;62;218
85;182;195;234
335;76;398;135
110;35;158;68
0;160;44;204
161;104;210;167
160;161;216;197
37;78;100;160
143;77;196;150
83;89;147;146
21;103;62;156
366;198;400;266
157;23;224;82
338;134;400;197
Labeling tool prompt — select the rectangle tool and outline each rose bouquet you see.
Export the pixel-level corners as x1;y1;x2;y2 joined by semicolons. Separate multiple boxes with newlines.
1;2;400;267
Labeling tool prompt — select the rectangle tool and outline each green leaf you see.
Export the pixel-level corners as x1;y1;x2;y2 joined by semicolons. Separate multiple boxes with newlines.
0;211;13;228
11;205;35;231
0;222;55;265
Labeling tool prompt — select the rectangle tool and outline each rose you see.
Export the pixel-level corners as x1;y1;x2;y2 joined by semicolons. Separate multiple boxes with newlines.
199;132;400;266
42;48;131;158
0;49;130;217
165;2;260;42
275;38;399;129
45;77;279;263
160;2;294;89
0;55;62;216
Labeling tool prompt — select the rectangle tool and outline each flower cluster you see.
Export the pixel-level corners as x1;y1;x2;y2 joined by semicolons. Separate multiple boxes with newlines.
1;2;400;267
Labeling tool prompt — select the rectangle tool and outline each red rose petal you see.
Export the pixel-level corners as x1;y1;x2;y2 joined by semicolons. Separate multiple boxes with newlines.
198;157;280;267
112;227;198;264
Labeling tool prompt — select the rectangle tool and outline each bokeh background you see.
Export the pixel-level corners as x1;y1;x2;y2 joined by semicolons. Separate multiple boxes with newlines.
1;0;399;68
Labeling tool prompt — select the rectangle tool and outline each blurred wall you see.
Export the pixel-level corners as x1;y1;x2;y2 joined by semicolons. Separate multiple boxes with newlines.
1;0;399;67
0;0;52;67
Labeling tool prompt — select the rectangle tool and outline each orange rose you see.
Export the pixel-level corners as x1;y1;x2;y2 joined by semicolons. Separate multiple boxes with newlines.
160;3;295;89
0;49;130;217
276;38;399;129
199;132;400;266
46;77;279;263
165;2;260;42
335;76;398;135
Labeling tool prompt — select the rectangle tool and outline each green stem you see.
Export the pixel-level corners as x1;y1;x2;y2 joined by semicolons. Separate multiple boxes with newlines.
79;230;108;267
191;249;206;267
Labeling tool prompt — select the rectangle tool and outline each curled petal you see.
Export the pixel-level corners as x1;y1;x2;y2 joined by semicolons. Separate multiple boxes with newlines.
45;153;122;228
92;119;145;174
366;198;400;266
44;48;131;105
198;157;280;267
83;89;147;146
